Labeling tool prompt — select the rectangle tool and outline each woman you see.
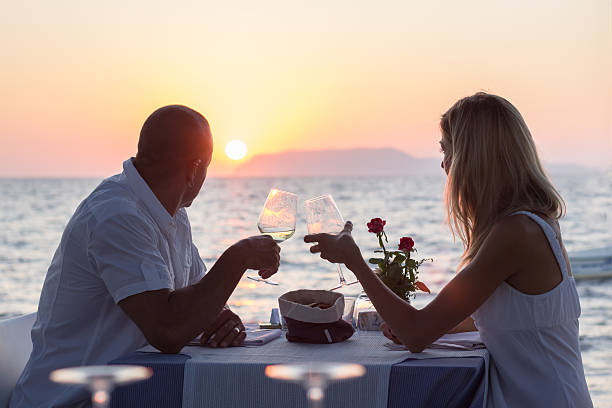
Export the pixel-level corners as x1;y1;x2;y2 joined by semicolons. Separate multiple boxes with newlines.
304;92;592;407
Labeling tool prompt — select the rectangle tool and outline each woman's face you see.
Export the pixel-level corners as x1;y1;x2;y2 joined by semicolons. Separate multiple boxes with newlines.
439;138;452;175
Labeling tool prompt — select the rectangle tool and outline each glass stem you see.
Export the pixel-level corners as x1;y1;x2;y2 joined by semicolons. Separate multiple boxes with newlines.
92;392;110;408
90;382;112;408
336;264;346;285
307;386;324;408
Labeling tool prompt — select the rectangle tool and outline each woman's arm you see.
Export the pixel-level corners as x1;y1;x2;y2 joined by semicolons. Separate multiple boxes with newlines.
385;316;476;343
305;219;523;352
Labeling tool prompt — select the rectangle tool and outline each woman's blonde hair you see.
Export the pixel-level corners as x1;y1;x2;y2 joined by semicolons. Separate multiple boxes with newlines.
440;92;565;266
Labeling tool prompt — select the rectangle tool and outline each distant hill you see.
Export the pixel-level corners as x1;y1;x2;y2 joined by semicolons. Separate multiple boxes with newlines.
232;148;443;177
230;148;598;178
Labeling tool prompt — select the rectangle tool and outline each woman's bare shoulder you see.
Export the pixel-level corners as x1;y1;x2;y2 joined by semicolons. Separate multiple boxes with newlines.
494;213;564;292
468;216;531;276
477;214;548;267
488;214;542;247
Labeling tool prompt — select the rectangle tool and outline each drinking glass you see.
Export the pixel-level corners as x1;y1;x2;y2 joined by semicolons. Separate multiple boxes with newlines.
304;195;359;290
265;362;365;408
50;365;152;408
247;188;298;285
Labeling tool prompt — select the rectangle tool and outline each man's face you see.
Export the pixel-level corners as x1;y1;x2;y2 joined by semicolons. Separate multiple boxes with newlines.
180;127;213;208
181;156;210;207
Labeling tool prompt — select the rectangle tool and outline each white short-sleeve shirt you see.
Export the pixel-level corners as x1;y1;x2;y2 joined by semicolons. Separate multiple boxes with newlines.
10;159;206;408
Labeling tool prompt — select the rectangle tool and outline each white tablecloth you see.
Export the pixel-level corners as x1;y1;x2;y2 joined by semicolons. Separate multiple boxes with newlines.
139;332;489;408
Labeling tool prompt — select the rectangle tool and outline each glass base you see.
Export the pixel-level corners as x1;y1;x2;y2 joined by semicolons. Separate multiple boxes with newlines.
50;365;153;408
49;365;152;386
329;280;360;291
265;362;366;382
247;275;279;286
266;362;366;408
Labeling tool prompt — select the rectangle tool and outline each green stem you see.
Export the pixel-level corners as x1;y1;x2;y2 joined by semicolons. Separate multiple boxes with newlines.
378;233;387;258
405;251;415;282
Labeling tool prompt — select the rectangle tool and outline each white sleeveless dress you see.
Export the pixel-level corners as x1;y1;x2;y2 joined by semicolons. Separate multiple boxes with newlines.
471;211;592;407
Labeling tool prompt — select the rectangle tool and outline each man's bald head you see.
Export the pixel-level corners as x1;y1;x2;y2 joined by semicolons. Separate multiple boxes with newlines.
137;105;212;166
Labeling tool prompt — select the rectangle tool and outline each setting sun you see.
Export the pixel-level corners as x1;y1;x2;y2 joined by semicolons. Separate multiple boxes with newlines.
225;140;248;161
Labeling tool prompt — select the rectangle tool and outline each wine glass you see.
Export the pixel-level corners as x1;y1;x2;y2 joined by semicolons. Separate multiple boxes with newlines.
265;362;366;408
304;195;359;290
247;188;298;285
49;365;152;408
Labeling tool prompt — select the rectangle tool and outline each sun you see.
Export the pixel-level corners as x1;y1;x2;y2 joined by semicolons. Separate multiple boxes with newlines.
225;140;248;160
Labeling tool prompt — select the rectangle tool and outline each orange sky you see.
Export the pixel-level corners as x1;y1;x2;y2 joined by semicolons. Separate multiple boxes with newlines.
1;1;610;177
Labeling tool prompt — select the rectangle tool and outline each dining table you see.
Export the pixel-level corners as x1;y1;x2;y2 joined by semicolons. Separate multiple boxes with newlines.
108;330;489;408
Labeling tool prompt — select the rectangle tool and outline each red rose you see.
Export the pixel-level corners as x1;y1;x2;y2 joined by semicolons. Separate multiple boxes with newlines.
398;237;414;252
367;218;386;234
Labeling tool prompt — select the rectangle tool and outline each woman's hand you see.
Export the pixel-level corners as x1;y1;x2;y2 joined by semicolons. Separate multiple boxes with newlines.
381;322;402;344
304;221;363;270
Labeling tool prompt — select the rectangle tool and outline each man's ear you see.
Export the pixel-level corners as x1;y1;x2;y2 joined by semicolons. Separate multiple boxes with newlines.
187;159;202;188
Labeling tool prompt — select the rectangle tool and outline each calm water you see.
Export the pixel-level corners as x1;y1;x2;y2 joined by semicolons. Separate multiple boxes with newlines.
1;173;611;405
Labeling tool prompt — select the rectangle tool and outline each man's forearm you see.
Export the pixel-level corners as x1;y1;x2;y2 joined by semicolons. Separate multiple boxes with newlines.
163;244;246;348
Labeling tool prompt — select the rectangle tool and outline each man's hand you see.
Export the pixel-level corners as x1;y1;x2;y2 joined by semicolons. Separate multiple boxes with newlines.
304;221;362;270
381;322;402;345
200;308;246;348
235;235;281;278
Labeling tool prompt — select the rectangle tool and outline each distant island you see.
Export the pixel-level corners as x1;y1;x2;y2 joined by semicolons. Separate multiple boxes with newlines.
232;148;441;177
230;148;596;178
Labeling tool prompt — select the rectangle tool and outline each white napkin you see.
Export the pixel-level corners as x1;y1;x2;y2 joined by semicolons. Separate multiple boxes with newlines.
188;324;282;347
384;331;485;351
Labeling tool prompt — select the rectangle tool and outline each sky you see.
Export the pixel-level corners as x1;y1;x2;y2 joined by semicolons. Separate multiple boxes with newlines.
0;0;610;177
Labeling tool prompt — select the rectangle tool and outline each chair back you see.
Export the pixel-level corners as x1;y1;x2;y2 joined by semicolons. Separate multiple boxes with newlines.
0;313;36;408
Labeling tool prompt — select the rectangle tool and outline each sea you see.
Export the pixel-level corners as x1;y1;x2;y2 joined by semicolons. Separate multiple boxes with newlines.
1;173;611;405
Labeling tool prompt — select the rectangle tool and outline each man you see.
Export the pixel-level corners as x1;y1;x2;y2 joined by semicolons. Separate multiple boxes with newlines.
10;105;280;407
